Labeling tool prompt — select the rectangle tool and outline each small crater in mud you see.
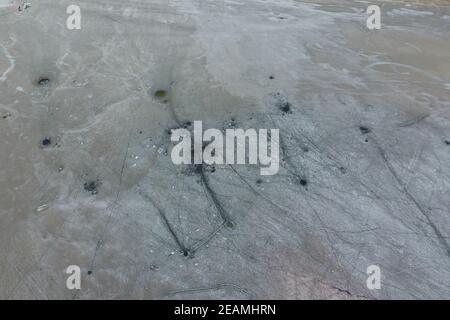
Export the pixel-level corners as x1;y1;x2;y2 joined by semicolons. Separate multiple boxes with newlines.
299;178;308;187
148;265;159;271
278;102;291;114
154;89;168;100
223;117;237;130
256;178;263;185
87;270;93;275
1;112;11;119
359;126;371;134
444;140;450;145
37;77;50;86
182;121;192;129
273;93;293;114
227;221;236;229
41;137;52;147
84;180;99;195
167;122;192;136
269;75;275;80
18;3;31;11
339;166;347;174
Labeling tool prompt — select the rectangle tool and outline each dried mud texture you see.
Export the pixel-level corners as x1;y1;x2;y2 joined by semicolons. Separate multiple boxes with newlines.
0;0;450;299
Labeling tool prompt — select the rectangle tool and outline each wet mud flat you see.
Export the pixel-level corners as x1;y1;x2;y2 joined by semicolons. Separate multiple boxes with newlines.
0;0;450;299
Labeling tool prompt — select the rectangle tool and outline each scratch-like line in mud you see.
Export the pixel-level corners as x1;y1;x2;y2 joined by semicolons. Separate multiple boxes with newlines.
137;187;189;255
374;139;450;258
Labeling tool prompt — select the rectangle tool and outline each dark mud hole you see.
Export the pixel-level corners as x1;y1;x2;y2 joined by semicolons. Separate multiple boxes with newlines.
84;180;99;195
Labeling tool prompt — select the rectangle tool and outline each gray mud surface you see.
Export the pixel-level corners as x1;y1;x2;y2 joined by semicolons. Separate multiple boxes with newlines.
1;0;450;299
